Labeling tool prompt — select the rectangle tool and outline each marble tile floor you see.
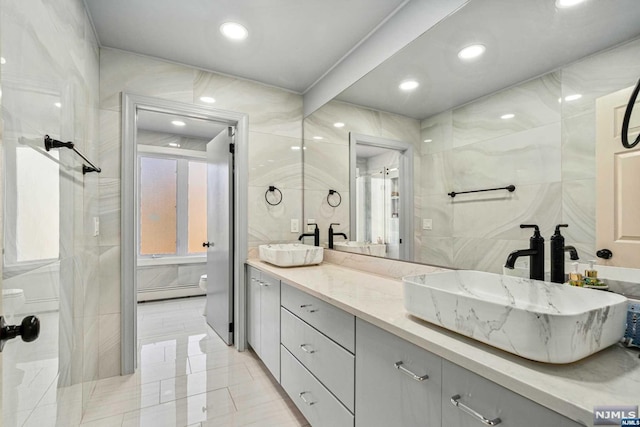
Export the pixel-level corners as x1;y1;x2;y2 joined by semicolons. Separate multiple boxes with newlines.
16;297;310;427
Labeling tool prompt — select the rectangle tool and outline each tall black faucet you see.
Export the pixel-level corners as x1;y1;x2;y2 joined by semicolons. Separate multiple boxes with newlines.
328;223;348;249
504;224;545;281
298;223;320;246
550;224;579;283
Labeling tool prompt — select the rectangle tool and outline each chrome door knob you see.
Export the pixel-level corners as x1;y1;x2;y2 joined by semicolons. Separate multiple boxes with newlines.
0;315;40;352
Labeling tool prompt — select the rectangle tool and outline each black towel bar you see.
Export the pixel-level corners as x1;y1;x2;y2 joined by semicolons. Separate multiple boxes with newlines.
448;185;515;198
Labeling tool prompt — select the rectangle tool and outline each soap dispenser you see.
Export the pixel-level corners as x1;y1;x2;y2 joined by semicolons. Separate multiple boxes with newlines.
550;224;569;283
584;260;601;286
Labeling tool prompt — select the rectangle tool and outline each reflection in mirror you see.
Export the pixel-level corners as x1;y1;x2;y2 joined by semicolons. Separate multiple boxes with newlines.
303;0;640;273
348;133;414;260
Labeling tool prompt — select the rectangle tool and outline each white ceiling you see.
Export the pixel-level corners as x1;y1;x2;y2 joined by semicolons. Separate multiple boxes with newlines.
137;109;228;140
337;0;640;119
83;0;407;93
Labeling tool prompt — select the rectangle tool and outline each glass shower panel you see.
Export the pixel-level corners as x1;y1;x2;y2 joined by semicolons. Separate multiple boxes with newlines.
15;148;60;262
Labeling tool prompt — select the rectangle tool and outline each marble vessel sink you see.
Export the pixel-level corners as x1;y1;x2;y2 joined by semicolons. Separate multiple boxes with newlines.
403;270;628;363
333;241;386;257
259;243;323;267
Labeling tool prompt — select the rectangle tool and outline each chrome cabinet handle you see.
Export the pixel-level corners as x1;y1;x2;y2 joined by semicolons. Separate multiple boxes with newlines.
299;391;316;406
300;344;316;354
260;281;269;287
299;304;318;313
450;394;502;426
394;361;428;381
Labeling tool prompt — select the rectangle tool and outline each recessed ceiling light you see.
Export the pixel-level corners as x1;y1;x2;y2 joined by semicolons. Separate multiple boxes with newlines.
501;113;515;119
564;94;583;102
0;57;6;65
169;143;181;148
313;136;324;140
220;22;248;41
291;146;301;150
334;122;345;128
171;120;186;127
423;139;433;143
54;102;62;108
200;96;216;103
556;0;586;8
399;80;419;91
458;44;486;60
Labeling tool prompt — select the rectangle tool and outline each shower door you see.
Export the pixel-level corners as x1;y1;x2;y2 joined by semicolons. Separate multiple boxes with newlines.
1;3;92;424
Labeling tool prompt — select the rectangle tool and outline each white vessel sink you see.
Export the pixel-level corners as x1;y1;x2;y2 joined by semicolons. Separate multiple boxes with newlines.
259;243;323;267
333;241;386;257
403;270;628;363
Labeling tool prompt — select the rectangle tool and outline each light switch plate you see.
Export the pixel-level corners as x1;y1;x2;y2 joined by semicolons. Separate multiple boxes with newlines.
93;216;100;236
423;218;433;230
291;219;299;233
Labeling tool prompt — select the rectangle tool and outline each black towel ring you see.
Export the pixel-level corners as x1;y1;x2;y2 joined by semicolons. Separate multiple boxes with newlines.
265;186;283;206
622;78;640;149
327;189;341;207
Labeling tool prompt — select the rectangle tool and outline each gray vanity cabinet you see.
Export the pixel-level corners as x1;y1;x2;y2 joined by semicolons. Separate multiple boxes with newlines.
355;318;442;427
246;266;281;381
442;361;583;427
280;283;355;427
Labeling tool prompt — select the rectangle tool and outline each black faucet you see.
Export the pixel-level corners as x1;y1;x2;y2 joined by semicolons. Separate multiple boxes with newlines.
504;224;545;281
328;223;348;249
298;223;319;246
550;224;579;283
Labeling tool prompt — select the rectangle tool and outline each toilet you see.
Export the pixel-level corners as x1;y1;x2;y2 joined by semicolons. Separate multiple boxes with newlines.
198;275;207;315
2;289;26;321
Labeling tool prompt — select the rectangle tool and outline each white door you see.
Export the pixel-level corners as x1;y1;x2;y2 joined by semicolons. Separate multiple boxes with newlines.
205;127;234;345
596;85;640;267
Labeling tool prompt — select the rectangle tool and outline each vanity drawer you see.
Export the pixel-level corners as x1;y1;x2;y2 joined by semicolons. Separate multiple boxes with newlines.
281;283;355;353
281;307;355;412
355;318;442;427
442;360;583;427
281;345;354;427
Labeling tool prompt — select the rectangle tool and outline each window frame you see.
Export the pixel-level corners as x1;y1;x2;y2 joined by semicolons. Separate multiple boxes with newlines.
137;145;207;260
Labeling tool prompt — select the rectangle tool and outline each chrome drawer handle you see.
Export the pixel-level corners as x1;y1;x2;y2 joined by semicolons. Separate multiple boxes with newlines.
394;361;428;381
450;394;502;426
299;304;318;313
300;344;316;354
299;391;316;406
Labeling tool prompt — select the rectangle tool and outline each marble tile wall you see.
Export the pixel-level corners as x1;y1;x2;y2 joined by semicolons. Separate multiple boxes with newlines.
0;0;101;418
419;37;640;273
136;263;207;293
98;48;303;377
303;101;421;253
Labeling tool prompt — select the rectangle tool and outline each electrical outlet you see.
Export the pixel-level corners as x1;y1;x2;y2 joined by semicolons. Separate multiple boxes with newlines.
93;216;100;236
423;218;433;230
307;219;316;232
291;219;299;233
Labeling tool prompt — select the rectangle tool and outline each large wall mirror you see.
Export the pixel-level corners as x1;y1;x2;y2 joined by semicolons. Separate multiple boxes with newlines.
303;0;640;273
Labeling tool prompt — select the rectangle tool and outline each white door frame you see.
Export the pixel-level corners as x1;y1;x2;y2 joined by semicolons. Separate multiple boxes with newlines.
349;133;414;261
121;93;249;375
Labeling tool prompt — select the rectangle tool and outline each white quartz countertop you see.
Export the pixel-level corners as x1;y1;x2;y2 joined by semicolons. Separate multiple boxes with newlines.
247;259;640;427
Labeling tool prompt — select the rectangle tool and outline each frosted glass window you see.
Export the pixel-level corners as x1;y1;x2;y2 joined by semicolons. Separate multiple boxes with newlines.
188;161;207;254
16;148;60;262
140;157;177;255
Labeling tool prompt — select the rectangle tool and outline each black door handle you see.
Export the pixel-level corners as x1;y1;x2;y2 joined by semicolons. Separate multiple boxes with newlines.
0;315;40;352
596;249;613;259
203;242;213;248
